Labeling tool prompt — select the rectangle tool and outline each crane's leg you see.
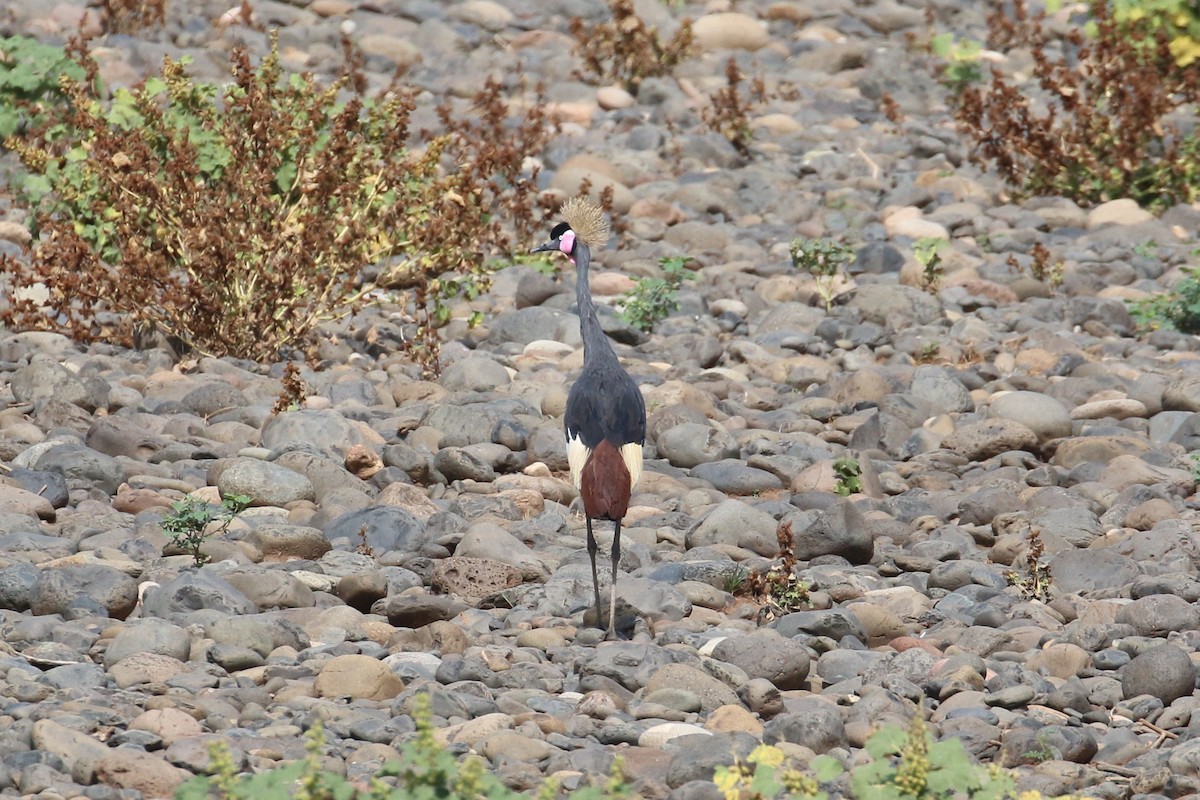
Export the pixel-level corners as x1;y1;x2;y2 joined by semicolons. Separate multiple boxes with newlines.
607;520;621;640
586;516;603;630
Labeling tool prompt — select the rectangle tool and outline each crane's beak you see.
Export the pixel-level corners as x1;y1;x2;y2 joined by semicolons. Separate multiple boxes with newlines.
530;239;560;254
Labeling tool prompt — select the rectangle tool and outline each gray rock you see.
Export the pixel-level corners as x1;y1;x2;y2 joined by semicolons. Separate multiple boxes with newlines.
140;570;258;622
526;423;569;472
31;565;138;619
487;307;580;347
657;423;739;468
711;629;811;690
1162;375;1200;412
0;562;39;611
665;732;759;788
987;391;1073;441
103;618;192;668
10;361;91;408
1121;643;1197;704
261;409;375;459
373;594;470;627
321;506;430;555
440;356;511;392
433;447;497;482
216;458;315;507
762;698;848;753
943;418;1039;461
204;617;277;657
223;569;315;610
774;609;866;642
178;381;248;417
1050;550;1141;594
687;500;778;556
789;500;874;563
578;642;679;692
1032;506;1101;548
690;460;782;494
1115;594;1200;637
910;366;973;415
33;444;125;495
848;285;943;327
208;643;265;671
85;416;174;460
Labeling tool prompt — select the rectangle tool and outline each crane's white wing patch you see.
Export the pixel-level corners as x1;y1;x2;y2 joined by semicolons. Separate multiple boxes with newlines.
620;442;643;489
567;434;589;490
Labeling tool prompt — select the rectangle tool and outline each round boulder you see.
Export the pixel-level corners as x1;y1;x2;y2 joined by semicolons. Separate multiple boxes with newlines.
315;654;405;701
1121;643;1196;705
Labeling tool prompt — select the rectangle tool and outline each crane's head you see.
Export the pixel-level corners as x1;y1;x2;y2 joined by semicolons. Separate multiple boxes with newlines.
531;196;610;264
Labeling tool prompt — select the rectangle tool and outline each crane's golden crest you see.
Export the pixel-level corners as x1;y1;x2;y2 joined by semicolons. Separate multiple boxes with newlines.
561;196;610;249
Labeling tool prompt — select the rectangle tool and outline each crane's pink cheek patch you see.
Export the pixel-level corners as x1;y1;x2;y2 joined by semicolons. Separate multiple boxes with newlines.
560;230;576;255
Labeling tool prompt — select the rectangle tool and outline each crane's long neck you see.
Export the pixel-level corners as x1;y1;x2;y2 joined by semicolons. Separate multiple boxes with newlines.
574;243;619;368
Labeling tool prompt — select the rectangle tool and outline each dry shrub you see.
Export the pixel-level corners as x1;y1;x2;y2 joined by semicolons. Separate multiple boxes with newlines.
955;0;1200;210
2;36;555;368
570;0;694;92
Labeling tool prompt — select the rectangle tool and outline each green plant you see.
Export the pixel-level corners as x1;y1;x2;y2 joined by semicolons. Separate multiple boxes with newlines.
789;237;854;311
618;255;696;331
570;0;695;92
912;237;945;294
954;0;1200;210
929;33;984;93
179;693;630;800
723;566;749;595
1190;452;1200;483
1110;0;1200;67
848;715;1017;800
161;494;251;567
1021;732;1057;764
914;342;941;364
1133;239;1160;259
833;456;862;497
1005;527;1054;602
714;744;834;800
1129;266;1200;333
713;715;1021;800
2;37;552;371
701;57;765;158
0;36;86;140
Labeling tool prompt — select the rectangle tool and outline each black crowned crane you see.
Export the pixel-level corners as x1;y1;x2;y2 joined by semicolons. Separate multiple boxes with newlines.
532;197;646;638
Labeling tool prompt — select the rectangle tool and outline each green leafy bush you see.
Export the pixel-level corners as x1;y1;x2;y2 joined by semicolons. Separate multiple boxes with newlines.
619;255;696;331
161;494;250;567
2;37;551;369
833;456;862;497
715;715;1023;800
1130;266;1200;332
1111;0;1200;67
0;36;86;139
913;237;946;294
928;33;983;93
789;238;853;311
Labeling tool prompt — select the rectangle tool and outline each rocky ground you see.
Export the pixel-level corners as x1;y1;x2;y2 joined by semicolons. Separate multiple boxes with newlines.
2;0;1200;798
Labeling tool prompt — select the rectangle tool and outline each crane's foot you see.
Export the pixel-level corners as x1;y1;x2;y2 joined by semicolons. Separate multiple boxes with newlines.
582;599;636;640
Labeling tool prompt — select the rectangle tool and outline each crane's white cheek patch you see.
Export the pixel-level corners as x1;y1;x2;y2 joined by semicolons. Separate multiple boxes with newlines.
567;435;590;490
620;443;643;489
